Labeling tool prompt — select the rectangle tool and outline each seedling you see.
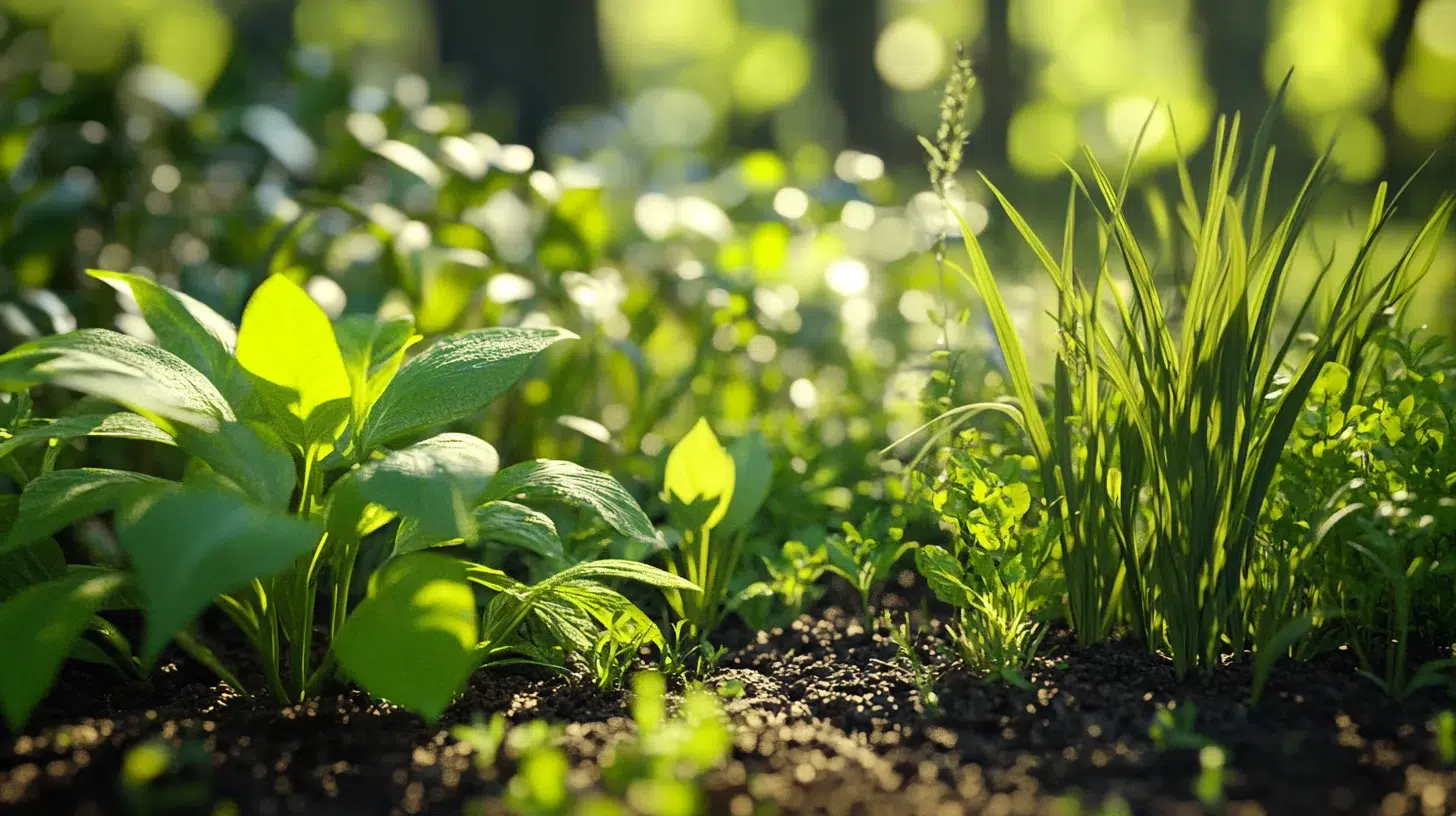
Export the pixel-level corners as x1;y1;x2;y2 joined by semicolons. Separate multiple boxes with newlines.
826;515;915;628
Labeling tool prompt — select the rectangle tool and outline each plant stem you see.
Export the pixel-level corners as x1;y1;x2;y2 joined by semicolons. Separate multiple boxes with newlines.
174;631;251;696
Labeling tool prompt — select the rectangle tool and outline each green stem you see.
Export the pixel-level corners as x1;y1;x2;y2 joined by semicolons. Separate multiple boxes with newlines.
174;631;250;696
303;649;337;698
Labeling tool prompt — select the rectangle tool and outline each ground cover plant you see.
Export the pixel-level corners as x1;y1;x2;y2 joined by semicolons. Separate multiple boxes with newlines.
3;8;1456;814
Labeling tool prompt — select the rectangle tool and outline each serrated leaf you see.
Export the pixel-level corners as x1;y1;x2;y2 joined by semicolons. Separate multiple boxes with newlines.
334;552;478;721
481;459;655;544
717;431;772;535
338;433;498;544
0;329;234;432
86;270;252;410
234;275;352;449
0;413;176;462
359;327;575;451
118;489;323;664
0;569;125;728
3;469;175;556
394;500;562;560
664;419;735;530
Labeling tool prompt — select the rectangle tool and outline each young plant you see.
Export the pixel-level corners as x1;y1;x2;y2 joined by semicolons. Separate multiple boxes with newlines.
879;612;945;717
826;515;916;627
735;539;830;632
660;420;771;640
0;271;695;725
588;611;654;691
924;77;1456;675
910;442;1058;680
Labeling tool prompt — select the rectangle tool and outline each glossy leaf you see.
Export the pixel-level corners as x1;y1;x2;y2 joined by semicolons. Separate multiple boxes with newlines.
234;275;352;448
482;459;656;544
359;327;575;451
0;569;125;728
118;489;323;663
914;545;975;608
334;315;420;440
663;419;735;530
334;552;478;721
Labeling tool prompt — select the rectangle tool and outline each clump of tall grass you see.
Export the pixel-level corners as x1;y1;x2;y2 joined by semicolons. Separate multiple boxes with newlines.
926;77;1455;677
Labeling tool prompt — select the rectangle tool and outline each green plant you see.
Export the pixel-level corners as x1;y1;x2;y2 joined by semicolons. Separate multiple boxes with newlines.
1147;702;1213;751
826;515;916;627
878;612;945;717
735;539;830;632
926;78;1456;675
451;713;510;771
1432;711;1456;765
660;420;772;640
0;271;696;725
588;612;654;691
483;671;731;816
658;620;729;681
910;441;1057;679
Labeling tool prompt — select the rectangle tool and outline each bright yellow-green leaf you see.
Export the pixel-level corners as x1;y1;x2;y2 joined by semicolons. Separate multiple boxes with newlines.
235;275;352;447
663;419;735;530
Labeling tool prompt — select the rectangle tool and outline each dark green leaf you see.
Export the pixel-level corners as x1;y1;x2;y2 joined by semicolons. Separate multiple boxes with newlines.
119;489;323;663
482;459;655;544
3;469;176;555
359;327;575;451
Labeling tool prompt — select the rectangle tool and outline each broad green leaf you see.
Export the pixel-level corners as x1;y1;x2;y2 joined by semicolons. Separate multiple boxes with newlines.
334;315;420;439
337;433;499;544
914;545;975;608
482;459;656;544
234;275;352;448
86;270;252;409
0;413;176;462
118;489;323;663
0;494;66;602
335;552;478;721
552;580;664;647
663;419;735;530
173;421;297;510
359;327;576;451
394;500;562;560
3;469;175;555
0;569;125;728
544;559;698;592
717;431;772;535
0;329;234;432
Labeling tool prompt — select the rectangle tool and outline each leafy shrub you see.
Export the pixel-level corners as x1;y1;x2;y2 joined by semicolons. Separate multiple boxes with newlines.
0;272;694;725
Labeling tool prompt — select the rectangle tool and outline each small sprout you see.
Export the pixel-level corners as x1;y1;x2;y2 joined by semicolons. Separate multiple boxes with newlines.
715;679;745;699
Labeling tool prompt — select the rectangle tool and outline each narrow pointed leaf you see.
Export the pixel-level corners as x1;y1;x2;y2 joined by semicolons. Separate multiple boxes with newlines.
394;500;562;560
0;413;175;462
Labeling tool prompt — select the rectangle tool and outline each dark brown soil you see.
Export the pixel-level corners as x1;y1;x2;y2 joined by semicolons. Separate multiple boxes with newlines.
4;605;1455;816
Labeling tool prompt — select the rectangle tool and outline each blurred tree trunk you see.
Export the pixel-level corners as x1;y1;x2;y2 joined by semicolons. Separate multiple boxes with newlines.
973;0;1014;170
431;0;605;146
814;0;889;155
1196;0;1269;120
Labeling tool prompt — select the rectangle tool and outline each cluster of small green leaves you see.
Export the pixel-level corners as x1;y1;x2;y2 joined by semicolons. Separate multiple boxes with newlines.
469;672;732;816
906;430;1058;680
0;272;695;727
1253;331;1456;697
